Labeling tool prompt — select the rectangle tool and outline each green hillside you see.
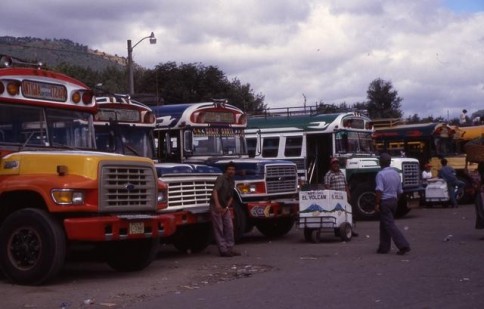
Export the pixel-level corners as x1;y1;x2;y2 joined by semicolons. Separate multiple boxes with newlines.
0;36;125;71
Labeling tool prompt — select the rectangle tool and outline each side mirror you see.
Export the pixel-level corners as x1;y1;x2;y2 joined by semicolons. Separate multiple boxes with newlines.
164;132;172;155
256;129;262;156
183;131;193;153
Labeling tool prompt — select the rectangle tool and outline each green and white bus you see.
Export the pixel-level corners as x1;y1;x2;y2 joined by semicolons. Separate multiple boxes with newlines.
246;107;423;220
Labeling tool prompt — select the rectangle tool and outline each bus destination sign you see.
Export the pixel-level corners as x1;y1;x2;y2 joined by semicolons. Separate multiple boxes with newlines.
203;111;234;123
96;109;141;122
22;80;67;102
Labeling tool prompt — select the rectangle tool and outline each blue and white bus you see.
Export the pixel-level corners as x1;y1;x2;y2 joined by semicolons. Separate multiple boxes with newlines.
152;100;299;240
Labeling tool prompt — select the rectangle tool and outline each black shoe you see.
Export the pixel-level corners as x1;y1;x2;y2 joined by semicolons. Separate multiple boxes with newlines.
229;250;241;256
397;247;411;255
220;251;233;257
376;248;389;254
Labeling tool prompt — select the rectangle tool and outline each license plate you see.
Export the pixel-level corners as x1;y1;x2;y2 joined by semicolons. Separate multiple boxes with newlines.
129;222;144;234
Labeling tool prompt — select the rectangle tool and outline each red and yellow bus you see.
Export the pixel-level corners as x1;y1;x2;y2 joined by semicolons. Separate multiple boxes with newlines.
372;120;482;203
0;56;175;285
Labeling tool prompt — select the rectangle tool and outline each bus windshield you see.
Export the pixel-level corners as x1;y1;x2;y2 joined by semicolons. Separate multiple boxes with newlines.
335;130;375;154
0;104;95;149
191;128;246;156
95;125;155;157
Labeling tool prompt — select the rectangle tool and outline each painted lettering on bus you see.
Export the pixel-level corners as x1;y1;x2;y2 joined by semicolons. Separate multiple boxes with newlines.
22;80;67;102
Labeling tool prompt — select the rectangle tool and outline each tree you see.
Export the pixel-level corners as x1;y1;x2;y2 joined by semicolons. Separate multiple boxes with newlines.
54;63;126;93
366;78;403;119
405;113;420;124
139;62;266;112
314;101;349;113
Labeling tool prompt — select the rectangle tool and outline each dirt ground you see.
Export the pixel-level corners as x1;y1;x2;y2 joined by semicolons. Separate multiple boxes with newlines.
1;241;273;309
4;203;484;309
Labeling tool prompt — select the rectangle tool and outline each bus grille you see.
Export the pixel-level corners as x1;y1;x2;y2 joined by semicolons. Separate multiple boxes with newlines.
266;165;298;194
99;162;157;212
402;162;420;188
291;158;306;170
163;177;218;209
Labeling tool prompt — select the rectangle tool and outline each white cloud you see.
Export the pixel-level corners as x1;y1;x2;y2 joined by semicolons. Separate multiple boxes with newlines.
2;0;484;119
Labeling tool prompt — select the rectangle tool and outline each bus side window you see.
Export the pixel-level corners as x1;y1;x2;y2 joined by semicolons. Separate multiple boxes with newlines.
284;136;302;157
246;137;257;157
262;137;279;157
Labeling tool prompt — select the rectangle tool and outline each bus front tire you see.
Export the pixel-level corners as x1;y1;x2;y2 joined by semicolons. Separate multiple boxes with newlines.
255;217;294;238
233;202;247;243
172;224;212;254
105;238;158;272
351;184;378;220
0;208;66;285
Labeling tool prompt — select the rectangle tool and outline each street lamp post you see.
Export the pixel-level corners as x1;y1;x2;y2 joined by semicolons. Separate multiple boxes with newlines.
127;32;157;95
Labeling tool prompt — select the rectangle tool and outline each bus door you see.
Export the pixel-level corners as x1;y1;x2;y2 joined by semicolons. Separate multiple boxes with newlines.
306;133;332;185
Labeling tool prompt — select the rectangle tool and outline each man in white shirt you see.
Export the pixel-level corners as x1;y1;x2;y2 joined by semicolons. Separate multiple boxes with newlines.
422;163;433;185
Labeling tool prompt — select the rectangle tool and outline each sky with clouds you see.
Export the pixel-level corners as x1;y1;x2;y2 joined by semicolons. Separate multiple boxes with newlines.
2;0;484;119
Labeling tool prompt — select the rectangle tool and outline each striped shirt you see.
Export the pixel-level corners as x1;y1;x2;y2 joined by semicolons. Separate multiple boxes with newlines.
324;170;347;191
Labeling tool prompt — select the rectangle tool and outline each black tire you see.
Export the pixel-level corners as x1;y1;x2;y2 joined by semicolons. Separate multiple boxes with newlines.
255;217;294;238
0;208;66;285
339;222;352;242
105;238;158;272
173;223;212;253
233;202;247;242
351;183;378;220
457;177;473;204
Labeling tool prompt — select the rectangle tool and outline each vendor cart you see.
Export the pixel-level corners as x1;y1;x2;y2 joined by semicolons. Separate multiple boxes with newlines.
298;190;353;243
425;178;451;207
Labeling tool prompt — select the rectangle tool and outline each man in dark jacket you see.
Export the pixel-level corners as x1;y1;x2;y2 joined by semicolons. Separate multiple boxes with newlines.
210;162;240;257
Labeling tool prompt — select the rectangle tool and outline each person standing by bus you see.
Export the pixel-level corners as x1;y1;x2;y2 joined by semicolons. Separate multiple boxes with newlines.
422;163;433;186
375;153;411;255
324;157;358;237
210;162;240;257
438;158;465;208
460;109;469;126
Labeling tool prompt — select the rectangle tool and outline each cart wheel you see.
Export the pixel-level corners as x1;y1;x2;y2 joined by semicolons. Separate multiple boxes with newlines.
339;222;352;242
310;229;322;243
303;228;313;242
304;228;322;243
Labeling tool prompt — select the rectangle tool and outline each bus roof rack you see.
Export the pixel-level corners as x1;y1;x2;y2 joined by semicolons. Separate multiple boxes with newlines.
371;118;404;128
249;105;368;119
